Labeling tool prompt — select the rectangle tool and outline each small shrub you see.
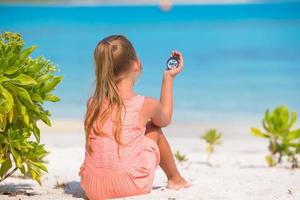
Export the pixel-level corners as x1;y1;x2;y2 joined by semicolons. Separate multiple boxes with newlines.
251;105;300;168
201;129;223;164
174;150;188;163
0;32;63;185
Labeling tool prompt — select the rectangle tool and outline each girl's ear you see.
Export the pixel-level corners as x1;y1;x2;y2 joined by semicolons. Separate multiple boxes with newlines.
134;59;142;73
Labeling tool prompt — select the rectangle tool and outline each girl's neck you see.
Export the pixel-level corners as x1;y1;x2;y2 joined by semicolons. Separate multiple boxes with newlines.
117;77;136;100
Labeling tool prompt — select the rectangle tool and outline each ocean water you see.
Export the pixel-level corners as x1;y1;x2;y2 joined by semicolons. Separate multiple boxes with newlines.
0;2;300;123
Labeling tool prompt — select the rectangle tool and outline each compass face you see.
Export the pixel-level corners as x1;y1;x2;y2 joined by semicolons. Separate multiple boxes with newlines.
167;58;179;70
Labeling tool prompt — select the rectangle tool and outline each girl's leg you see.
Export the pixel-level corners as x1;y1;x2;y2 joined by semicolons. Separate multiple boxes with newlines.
144;122;191;189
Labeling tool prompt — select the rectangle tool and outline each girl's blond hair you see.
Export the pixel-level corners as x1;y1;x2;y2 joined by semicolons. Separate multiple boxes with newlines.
84;35;138;153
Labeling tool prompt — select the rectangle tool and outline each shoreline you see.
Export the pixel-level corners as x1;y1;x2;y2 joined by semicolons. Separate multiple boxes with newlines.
38;117;262;137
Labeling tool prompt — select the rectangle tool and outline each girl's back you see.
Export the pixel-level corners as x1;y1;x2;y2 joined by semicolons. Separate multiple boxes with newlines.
79;94;160;199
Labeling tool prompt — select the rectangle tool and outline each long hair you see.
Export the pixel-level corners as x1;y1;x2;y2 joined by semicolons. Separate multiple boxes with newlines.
84;35;138;153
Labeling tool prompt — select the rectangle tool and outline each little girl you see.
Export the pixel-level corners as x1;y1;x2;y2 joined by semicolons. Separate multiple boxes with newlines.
79;35;190;200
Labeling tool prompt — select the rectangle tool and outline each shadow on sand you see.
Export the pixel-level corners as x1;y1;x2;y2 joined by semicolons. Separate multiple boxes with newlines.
152;185;165;190
238;165;269;169
63;181;165;198
0;183;38;196
64;181;87;199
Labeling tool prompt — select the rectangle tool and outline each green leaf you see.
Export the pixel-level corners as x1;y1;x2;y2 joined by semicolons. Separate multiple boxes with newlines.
201;129;223;145
31;93;43;102
34;144;49;158
32;124;40;143
0;75;10;83
36;74;54;82
7;110;13;123
20;105;29;126
264;110;273;132
0;114;7;132
174;150;188;162
5;82;33;104
265;155;276;167
4;46;37;75
41;76;63;93
278;106;289;130
287;129;300;141
44;93;60;102
25;57;44;74
10;147;22;168
38;112;51;127
0;149;5;165
0;85;14;112
251;128;270;138
11;73;37;85
288;112;297;129
3;65;19;76
19;164;26;175
29;160;48;173
28;166;42;186
0;156;12;177
262;119;270;132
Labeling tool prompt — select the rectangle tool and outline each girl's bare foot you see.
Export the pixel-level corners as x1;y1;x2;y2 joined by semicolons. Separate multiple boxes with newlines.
166;176;191;190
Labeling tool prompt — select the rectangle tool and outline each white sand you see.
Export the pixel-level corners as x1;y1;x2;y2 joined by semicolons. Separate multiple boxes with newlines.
0;119;299;200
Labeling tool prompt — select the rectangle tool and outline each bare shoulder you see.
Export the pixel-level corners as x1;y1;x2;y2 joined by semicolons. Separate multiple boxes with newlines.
144;96;160;109
141;96;160;118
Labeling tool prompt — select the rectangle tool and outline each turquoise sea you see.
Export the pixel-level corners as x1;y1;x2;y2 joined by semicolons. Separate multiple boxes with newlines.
0;2;300;123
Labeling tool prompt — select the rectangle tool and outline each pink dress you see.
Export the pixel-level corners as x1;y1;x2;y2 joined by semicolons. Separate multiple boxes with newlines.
79;94;160;200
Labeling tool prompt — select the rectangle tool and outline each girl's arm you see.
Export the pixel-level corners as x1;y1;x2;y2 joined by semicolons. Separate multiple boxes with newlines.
146;50;184;127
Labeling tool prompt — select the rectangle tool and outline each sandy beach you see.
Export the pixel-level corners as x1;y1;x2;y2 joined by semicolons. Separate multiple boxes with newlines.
0;119;299;200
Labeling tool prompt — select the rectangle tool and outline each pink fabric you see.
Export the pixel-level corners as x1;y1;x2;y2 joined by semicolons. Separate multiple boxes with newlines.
79;95;160;200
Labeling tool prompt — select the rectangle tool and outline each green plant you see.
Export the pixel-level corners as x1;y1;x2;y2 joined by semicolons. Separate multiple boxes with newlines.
251;106;300;168
201;129;223;164
0;32;63;185
174;150;188;163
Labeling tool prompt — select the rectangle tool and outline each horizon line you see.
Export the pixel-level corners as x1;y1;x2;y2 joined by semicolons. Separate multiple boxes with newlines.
0;0;299;7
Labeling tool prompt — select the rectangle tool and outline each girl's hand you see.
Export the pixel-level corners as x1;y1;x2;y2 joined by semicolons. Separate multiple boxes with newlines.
164;50;184;78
